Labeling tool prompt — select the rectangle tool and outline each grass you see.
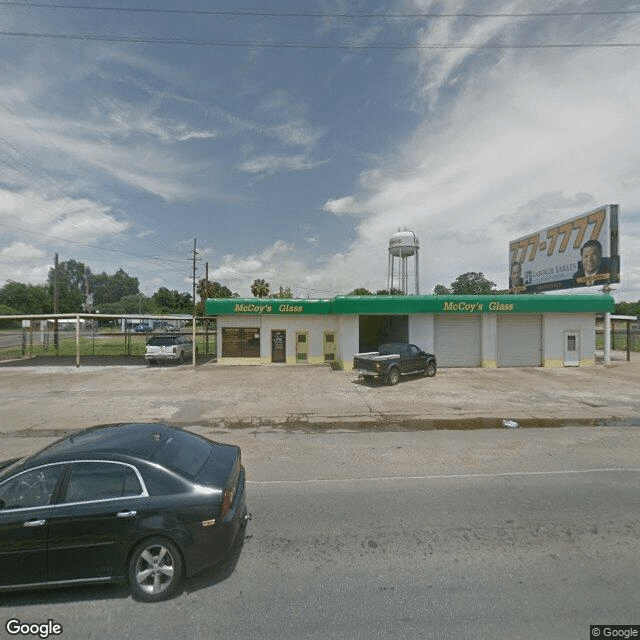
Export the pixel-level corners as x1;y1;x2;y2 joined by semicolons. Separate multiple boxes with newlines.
596;332;640;351
0;330;216;360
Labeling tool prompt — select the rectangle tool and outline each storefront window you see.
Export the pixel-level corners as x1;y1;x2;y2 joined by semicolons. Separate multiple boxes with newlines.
222;328;260;357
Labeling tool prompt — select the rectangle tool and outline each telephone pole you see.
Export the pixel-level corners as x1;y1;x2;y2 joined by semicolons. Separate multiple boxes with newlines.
53;252;59;354
205;262;210;356
191;238;198;365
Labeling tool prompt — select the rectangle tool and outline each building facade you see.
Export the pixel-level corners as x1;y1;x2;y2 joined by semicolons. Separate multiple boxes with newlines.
205;294;615;369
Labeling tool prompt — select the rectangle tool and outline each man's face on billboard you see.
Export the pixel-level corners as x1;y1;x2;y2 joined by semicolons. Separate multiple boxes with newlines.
582;245;601;275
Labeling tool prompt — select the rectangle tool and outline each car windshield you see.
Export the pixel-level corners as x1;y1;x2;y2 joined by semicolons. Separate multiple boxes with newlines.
147;336;178;346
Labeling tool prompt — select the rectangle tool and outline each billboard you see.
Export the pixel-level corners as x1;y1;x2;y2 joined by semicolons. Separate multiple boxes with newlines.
509;205;620;293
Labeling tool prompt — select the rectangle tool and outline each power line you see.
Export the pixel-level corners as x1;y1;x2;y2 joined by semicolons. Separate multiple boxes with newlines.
0;30;638;48
0;220;190;266
1;2;639;19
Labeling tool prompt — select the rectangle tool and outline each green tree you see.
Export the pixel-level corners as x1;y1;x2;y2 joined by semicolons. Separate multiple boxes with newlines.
90;269;139;306
376;288;404;295
349;287;373;295
615;300;640;316
197;280;236;300
271;285;293;298
195;280;237;314
0;303;18;315
47;259;91;312
151;288;192;314
0;281;51;314
251;279;270;298
435;272;497;295
99;294;154;315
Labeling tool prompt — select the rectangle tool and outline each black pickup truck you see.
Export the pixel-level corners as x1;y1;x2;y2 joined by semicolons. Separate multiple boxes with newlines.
353;343;437;385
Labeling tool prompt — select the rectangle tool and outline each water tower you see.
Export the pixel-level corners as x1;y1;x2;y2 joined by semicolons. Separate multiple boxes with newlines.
387;228;420;295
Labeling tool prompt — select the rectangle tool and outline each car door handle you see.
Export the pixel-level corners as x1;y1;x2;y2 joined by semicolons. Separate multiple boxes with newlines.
23;519;46;528
116;510;137;518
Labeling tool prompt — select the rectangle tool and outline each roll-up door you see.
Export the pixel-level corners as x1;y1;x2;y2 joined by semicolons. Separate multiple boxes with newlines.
434;315;481;367
497;315;542;367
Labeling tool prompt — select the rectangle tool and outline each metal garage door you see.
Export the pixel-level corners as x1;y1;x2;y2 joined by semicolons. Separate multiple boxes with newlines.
435;315;481;367
497;315;542;367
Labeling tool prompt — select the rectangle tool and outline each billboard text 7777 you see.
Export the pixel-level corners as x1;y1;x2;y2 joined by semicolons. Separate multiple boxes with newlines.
509;205;620;293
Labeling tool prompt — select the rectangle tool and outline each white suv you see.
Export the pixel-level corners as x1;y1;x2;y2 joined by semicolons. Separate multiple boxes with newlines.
145;334;195;364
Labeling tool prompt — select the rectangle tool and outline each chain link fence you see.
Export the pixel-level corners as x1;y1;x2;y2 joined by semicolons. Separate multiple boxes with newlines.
0;314;216;365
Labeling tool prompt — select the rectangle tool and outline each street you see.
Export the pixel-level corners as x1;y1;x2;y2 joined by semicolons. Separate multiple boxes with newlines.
1;427;639;640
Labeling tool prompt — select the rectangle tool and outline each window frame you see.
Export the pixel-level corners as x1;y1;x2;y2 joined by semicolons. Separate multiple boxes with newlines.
59;460;149;506
0;463;66;512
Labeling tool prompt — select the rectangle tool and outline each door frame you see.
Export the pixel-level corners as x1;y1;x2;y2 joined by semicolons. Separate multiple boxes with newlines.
563;331;580;367
271;330;286;363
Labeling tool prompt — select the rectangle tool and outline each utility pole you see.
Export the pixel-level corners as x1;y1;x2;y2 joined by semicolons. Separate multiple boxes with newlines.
191;238;198;366
205;262;210;356
53;253;59;354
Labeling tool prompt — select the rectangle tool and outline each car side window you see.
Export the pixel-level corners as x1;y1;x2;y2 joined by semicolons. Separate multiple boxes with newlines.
0;465;64;510
64;462;143;503
410;345;421;356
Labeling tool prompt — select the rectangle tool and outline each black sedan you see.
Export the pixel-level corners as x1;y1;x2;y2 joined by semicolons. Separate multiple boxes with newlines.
0;423;248;602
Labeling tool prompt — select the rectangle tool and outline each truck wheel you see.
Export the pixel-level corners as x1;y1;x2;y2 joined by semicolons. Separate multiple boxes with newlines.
387;368;400;385
424;361;437;377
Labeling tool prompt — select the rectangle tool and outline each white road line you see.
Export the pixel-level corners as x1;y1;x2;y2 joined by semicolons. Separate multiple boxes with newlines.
247;468;640;485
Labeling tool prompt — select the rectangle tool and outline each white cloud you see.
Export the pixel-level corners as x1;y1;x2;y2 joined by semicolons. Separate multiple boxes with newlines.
239;154;328;176
0;242;49;285
317;2;640;296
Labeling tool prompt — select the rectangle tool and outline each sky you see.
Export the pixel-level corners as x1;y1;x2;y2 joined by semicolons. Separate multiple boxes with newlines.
0;0;639;302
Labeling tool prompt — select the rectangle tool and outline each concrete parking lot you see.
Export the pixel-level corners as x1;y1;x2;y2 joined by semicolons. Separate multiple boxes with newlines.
1;352;638;458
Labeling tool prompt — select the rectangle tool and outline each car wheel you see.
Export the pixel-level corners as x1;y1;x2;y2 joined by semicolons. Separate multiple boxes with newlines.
387;368;400;385
424;361;437;377
178;351;185;364
128;537;183;602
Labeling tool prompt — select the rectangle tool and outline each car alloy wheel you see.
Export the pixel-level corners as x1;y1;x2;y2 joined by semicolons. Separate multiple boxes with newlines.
424;361;437;377
387;368;400;385
128;537;183;602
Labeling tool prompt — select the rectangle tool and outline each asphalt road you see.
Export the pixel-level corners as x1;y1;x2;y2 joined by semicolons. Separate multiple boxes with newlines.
1;428;638;640
1;361;639;638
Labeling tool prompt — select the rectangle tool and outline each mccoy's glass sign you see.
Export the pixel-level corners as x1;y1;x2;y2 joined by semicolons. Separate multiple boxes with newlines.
509;205;620;293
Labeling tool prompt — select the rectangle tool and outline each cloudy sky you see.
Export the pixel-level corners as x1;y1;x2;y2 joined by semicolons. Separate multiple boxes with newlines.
0;0;639;301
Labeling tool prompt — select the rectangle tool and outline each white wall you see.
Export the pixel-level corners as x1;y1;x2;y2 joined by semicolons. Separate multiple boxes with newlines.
543;313;596;366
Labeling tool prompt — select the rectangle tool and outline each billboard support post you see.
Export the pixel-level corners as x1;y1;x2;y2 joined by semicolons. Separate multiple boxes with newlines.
604;312;611;365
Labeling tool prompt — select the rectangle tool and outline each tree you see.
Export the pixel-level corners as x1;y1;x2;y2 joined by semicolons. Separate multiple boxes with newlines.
47;259;91;312
349;287;373;295
195;280;237;314
197;280;236;300
434;272;497;295
0;281;51;314
151;288;192;314
99;294;154;315
272;285;293;298
376;288;404;295
251;279;270;298
90;269;139;306
616;300;640;316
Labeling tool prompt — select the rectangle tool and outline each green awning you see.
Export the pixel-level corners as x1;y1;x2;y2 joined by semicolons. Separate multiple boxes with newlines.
206;294;615;316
